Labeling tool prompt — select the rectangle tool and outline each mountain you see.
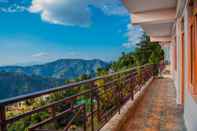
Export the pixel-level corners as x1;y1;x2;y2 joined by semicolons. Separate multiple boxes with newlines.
0;72;65;100
14;61;46;66
0;59;109;80
0;59;108;99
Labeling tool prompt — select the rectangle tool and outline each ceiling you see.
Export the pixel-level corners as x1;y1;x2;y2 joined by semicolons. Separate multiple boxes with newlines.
125;0;177;13
124;0;178;42
141;23;174;37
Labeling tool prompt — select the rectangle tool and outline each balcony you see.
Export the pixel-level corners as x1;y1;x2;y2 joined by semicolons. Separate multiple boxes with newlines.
0;63;186;131
119;68;186;131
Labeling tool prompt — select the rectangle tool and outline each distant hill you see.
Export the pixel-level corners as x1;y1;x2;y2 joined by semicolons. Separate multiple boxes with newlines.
0;59;108;99
0;72;65;100
0;59;109;80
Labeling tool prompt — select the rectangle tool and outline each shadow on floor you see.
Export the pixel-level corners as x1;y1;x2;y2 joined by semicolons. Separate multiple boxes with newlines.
120;69;186;131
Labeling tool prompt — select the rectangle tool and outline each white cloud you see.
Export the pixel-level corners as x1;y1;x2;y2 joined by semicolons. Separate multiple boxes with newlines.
29;0;91;27
122;42;133;48
123;24;144;48
0;4;27;13
32;52;49;58
29;0;128;27
91;0;128;16
0;0;127;27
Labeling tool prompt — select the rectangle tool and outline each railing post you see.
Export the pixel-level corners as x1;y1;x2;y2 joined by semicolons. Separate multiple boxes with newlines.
96;95;101;121
83;105;86;131
51;106;56;118
0;106;6;131
90;82;95;131
117;75;121;114
48;106;56;129
130;80;134;101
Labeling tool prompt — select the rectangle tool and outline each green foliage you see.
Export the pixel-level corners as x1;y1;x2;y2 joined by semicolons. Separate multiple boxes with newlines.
73;74;91;82
110;34;164;72
149;52;159;64
148;45;164;64
134;34;164;65
111;52;135;71
96;67;109;76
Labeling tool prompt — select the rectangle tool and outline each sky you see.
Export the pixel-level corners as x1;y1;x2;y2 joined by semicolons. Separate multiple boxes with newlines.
0;0;143;66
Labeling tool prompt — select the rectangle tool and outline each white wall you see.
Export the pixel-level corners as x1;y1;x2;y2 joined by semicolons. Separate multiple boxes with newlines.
175;19;182;104
163;46;171;64
170;41;179;96
184;89;197;131
183;5;197;131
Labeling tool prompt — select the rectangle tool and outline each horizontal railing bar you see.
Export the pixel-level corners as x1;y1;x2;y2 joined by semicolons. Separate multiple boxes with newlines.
0;65;150;106
32;129;56;131
101;106;117;120
0;63;158;131
63;109;82;131
102;78;122;87
97;86;117;96
7;76;124;124
6;88;94;123
28;104;83;130
86;109;97;118
98;71;137;88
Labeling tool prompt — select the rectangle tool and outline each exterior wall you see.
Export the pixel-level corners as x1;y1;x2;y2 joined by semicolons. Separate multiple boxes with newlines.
171;42;178;102
164;46;171;64
174;70;179;102
175;19;182;104
183;4;197;131
171;2;197;130
170;39;177;86
170;44;174;74
184;89;197;131
125;0;197;130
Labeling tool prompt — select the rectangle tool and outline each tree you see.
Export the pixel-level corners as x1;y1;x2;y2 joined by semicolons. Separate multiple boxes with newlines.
134;34;164;65
110;34;164;72
111;52;135;71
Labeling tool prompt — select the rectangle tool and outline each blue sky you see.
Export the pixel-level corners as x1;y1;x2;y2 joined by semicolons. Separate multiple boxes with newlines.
0;0;143;66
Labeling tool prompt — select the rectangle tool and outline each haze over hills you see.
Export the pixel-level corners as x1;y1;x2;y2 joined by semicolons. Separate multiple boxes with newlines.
0;59;108;100
0;59;109;79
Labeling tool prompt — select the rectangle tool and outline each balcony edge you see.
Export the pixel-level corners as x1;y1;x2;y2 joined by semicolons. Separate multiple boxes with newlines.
100;77;154;131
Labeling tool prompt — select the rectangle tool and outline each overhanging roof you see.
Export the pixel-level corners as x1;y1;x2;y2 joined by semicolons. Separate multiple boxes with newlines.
123;0;178;42
124;0;177;13
141;23;174;37
150;36;172;42
132;8;176;25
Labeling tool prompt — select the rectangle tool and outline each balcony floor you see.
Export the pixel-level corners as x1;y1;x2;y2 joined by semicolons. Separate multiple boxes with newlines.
121;70;187;131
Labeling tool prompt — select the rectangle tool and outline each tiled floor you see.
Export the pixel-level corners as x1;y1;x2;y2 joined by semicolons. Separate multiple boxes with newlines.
121;70;186;131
